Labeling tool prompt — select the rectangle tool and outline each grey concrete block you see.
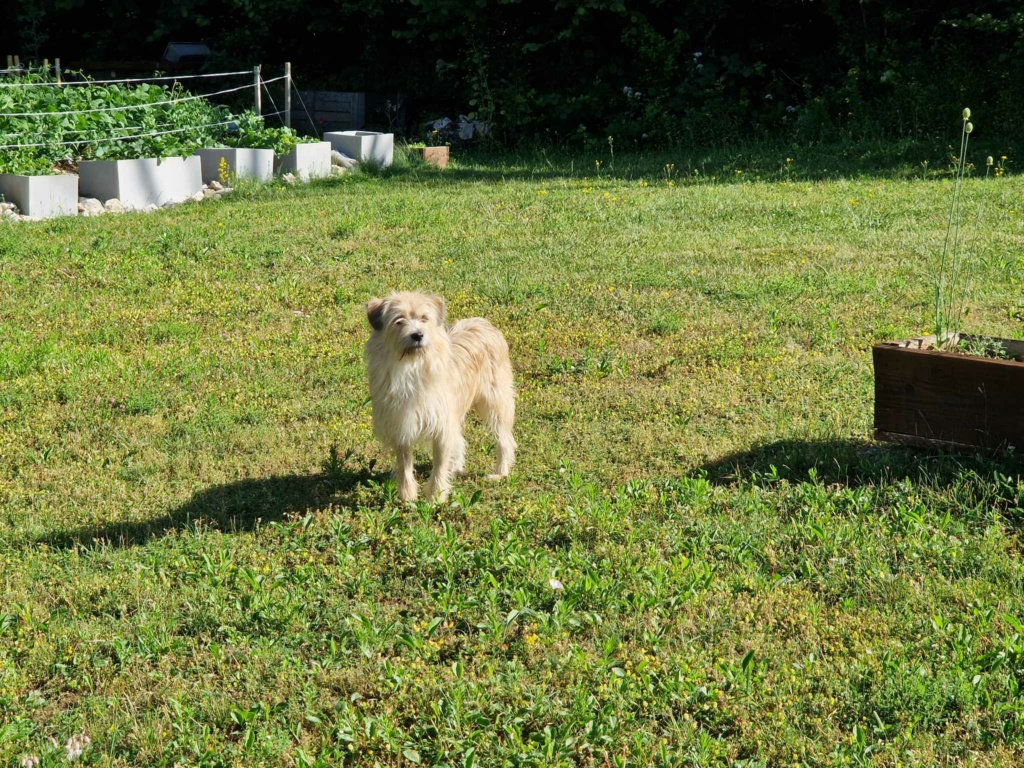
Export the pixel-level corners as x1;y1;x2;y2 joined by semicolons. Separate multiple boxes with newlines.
194;148;275;184
275;142;332;182
324;131;394;168
78;156;203;210
0;173;79;219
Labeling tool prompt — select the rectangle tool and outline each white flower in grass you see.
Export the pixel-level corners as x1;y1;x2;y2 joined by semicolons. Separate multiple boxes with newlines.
548;578;564;591
965;122;974;134
20;756;40;768
65;734;90;761
962;107;971;120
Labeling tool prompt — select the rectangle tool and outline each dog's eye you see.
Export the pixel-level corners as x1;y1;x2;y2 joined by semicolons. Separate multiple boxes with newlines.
420;315;429;323
393;318;405;326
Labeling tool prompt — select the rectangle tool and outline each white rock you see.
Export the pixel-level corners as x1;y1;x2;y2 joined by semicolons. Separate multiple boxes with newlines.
216;186;233;195
203;188;217;199
143;204;159;213
282;173;297;185
103;199;124;213
208;180;224;191
331;150;358;170
78;197;103;215
190;191;205;203
331;165;347;176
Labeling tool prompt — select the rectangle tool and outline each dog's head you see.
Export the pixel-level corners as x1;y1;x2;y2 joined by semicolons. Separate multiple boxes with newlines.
366;292;447;359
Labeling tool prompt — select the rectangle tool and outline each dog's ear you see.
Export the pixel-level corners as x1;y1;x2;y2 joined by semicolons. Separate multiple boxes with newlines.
366;297;387;331
429;295;446;325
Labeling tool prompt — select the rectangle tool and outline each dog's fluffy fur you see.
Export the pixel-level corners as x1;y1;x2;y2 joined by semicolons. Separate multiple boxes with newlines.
364;291;516;502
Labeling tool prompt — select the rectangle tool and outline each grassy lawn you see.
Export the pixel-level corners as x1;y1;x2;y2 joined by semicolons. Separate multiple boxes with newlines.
2;147;1024;767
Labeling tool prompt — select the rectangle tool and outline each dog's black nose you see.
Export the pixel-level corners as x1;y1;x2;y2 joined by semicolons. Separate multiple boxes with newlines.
411;332;423;343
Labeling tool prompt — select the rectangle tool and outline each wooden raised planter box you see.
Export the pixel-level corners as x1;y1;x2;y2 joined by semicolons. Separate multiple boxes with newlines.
413;146;449;169
873;335;1024;450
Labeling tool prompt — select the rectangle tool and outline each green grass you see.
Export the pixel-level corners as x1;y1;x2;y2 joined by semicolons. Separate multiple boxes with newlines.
1;146;1024;767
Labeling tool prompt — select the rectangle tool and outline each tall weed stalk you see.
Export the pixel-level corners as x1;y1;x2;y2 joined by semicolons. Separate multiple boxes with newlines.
934;108;983;346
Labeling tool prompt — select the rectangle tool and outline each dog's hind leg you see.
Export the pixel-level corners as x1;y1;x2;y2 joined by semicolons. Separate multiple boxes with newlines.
394;445;417;502
477;389;516;480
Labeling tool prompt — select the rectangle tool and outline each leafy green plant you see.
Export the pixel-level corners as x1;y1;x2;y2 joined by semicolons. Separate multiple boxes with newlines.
957;335;1010;359
0;68;236;174
221;110;314;156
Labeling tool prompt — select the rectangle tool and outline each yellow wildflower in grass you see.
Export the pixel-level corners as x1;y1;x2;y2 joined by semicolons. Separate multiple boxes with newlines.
537;189;549;195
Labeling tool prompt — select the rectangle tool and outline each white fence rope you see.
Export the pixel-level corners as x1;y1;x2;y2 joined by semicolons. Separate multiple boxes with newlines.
1;76;286;119
0;70;252;89
1;119;191;139
260;79;288;126
0;110;287;150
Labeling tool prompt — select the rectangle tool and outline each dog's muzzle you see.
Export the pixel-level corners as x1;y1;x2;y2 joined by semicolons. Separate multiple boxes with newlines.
402;332;427;356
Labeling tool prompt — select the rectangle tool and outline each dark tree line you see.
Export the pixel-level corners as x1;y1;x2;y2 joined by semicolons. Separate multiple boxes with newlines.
7;0;1024;144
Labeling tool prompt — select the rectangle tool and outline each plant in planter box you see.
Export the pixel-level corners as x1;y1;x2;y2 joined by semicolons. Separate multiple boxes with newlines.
193;111;299;184
0;105;79;219
873;107;1024;450
223;110;306;157
407;129;450;169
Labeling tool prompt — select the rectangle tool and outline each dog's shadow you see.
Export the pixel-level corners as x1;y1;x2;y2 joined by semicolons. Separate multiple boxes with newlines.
35;449;390;551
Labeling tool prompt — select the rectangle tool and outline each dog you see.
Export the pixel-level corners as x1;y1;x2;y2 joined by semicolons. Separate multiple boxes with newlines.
364;291;516;502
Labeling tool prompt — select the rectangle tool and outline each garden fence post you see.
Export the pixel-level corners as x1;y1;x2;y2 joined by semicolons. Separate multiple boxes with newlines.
5;56;12;70
55;57;61;85
254;65;262;117
285;62;291;128
13;55;20;70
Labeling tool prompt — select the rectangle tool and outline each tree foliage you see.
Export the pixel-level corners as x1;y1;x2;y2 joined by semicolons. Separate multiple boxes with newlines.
10;0;1024;144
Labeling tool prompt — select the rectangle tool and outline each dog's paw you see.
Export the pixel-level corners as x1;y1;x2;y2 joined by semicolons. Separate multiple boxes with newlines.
485;472;509;482
423;482;450;503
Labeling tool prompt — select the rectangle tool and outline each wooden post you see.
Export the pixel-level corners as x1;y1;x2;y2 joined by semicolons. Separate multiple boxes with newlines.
284;62;292;128
5;55;12;70
254;65;262;117
55;57;61;85
13;55;20;69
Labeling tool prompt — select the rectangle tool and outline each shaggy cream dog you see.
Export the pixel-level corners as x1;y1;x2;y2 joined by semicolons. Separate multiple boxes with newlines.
364;292;516;502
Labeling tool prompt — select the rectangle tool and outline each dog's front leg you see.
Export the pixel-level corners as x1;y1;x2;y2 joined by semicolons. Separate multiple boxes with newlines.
424;434;455;503
394;445;417;502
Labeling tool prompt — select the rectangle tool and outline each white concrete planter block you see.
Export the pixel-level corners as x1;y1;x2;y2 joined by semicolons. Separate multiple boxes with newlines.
324;131;394;167
0;173;79;219
276;142;332;181
194;148;274;184
78;156;203;210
